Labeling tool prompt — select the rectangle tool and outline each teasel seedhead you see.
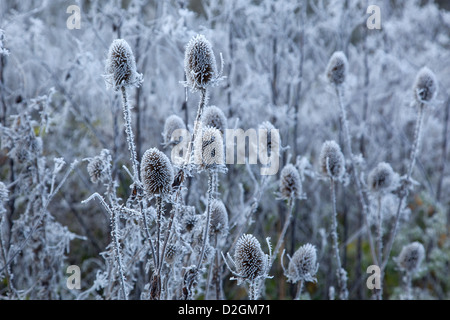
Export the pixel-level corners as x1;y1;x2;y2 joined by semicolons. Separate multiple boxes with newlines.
164;243;179;264
183;34;224;91
234;234;269;282
396;242;425;274
279;163;302;200
413;67;438;104
368;162;396;195
162;114;186;147
140;148;174;197
193;126;225;171
284;243;319;284
201;105;227;135
209;199;228;239
326;51;348;86
319;140;345;181
104;39;143;91
86;149;111;184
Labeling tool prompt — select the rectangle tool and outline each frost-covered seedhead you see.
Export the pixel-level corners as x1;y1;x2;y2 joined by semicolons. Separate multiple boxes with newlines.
201;106;227;135
413;67;438;104
182;207;198;233
286;243;319;284
140;148;174;197
279;163;302;200
396;242;425;273
368;162;395;195
104;39;143;91
184;34;218;91
162;114;186;146
86;150;111;184
193;126;225;171
165;243;179;264
319;140;345;180
326;51;348;86
234;234;267;282
209;199;228;238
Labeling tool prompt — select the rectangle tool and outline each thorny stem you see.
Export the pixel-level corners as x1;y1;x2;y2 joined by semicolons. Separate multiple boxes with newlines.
295;280;304;300
111;203;128;300
382;103;425;271
336;86;377;266
404;272;413;300
197;170;214;269
184;88;208;167
155;196;163;270
141;200;158;271
120;86;140;186
272;197;294;263
330;177;348;300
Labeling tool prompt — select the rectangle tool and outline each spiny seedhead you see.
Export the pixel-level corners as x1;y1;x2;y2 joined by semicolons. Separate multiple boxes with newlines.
182;207;198;233
413;67;438;104
279;163;302;200
162;114;186;146
319;140;345;180
326;51;348;86
234;234;267;281
87;157;107;184
86;150;111;184
287;243;319;284
140;148;174;197
193;126;224;170
201;105;227;135
184;34;218;91
165;243;178;264
396;242;425;273
368;162;395;195
104;39;143;91
209;199;228;238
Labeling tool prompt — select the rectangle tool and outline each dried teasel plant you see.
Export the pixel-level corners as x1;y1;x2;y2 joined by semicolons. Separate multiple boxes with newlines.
222;234;272;300
281;243;319;300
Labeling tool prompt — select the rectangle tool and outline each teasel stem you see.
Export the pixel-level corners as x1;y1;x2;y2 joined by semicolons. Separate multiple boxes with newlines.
155;195;163;269
272;196;294;262
330;177;348;300
382;103;425;270
197;169;214;269
111;206;128;300
295;280;304;300
120;86;140;185
141;199;157;272
185;88;208;167
336;86;377;266
404;272;413;300
205;234;218;300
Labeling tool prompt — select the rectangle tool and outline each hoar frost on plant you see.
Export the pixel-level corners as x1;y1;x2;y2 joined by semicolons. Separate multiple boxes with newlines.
140;148;174;197
319;140;345;181
396;242;425;273
104;39;143;91
413;67;438;104
284;243;319;284
183;34;224;91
